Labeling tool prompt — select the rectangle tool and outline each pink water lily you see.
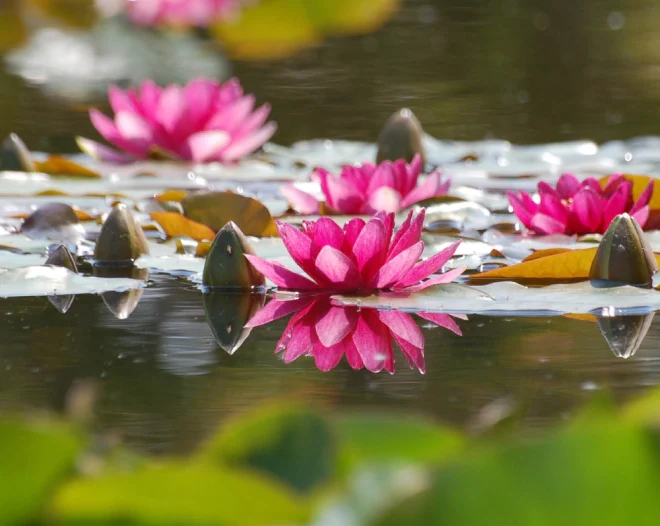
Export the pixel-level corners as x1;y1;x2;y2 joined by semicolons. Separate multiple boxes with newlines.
507;173;654;235
282;154;450;215
246;297;465;374
81;78;276;164
122;0;250;27
245;210;465;293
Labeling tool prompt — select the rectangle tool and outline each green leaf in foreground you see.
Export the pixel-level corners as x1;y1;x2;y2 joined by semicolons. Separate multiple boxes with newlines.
0;419;82;526
49;462;308;526
334;413;464;473
200;405;337;492
375;420;660;526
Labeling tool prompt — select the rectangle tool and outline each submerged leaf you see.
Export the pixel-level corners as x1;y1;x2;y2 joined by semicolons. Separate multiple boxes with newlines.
376;108;425;165
203;292;266;354
151;212;216;242
589;213;658;286
94;204;150;263
0;133;35;172
182;191;278;237
202;222;266;289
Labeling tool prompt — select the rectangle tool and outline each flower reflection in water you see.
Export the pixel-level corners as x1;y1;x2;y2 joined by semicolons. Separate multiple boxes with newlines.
246;296;466;374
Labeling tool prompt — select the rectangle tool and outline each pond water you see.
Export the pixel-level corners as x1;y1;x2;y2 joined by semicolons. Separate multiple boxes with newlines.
3;0;660;456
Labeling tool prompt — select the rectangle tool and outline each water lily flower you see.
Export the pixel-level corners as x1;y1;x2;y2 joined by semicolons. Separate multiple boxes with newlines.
246;297;465;374
282;154;450;215
245;210;465;293
121;0;248;27
507;173;654;235
81;78;276;164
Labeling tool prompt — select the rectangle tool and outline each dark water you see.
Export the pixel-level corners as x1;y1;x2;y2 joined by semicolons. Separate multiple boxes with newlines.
1;276;660;453
3;0;660;453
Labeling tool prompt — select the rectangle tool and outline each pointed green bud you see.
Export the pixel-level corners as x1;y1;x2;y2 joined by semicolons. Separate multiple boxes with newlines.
94;203;149;263
93;266;148;319
202;221;266;290
589;213;658;286
203;292;266;354
596;313;654;359
1;134;36;172
376;108;425;165
45;244;78;314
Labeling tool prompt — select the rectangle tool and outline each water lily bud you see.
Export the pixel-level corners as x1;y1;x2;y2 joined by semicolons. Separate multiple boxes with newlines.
45;244;78;314
94;203;149;263
202;221;266;290
376;108;425;165
93;266;149;319
203;292;266;354
45;244;78;272
21;203;85;244
596;313;654;359
1;133;36;172
589;213;658;286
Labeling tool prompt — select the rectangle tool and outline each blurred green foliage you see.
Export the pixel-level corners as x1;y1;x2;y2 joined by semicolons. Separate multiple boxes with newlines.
5;392;660;525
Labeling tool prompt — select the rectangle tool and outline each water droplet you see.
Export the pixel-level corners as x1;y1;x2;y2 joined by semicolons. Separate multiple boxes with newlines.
581;381;599;391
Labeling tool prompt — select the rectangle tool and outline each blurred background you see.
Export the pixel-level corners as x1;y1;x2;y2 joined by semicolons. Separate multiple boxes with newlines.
2;0;660;154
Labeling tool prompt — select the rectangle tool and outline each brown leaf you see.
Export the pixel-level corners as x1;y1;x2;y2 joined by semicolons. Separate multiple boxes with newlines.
155;190;189;202
150;212;216;242
35;156;102;178
182;192;278;237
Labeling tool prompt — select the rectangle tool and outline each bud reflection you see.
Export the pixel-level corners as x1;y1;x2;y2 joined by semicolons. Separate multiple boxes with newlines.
203;292;266;354
93;266;149;319
246;296;466;374
596;312;655;359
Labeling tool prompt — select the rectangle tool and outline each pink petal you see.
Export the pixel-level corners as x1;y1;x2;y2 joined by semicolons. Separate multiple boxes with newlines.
108;86;138;114
630;181;654;215
556;173;581;199
372;241;424;289
416;312;462;336
632;205;650;229
75;137;133;164
313;342;346;372
538;188;568;224
244;255;319;290
344;341;364;370
366;163;397;195
207;95;256;134
400;170;450;209
352;217;388;282
314;246;362;290
281;322;315;363
507;191;535;229
233;104;272;138
398;266;466;292
318;170;364;214
572;189;603;232
115;111;153;142
394;241;461;289
603;181;631;230
603;173;626;195
395;338;426;373
156;85;186;134
187;130;230;163
537;181;562;201
139;80;162;121
530;213;567;235
311;217;345;251
315;306;358;347
388;210;414;255
342;218;366;248
378;310;423;348
220;122;277;162
280;185;320;215
245;297;316;328
365;187;403;214
89;109;148;158
352;311;389;373
387;210;425;260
